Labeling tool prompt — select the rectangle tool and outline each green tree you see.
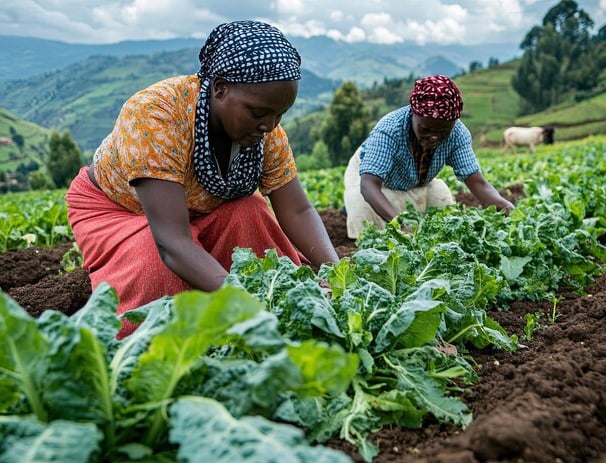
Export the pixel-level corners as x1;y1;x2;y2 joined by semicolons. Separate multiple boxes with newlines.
487;57;500;68
9;127;24;151
46;131;83;188
512;0;597;113
319;81;369;167
29;170;56;190
469;61;484;73
294;141;331;172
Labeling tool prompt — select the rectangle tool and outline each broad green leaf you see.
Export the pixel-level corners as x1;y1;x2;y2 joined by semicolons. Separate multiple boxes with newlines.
127;287;265;447
388;361;471;427
128;286;264;404
245;341;357;408
500;255;532;281
285;281;344;338
327;258;358;299
0;293;49;420
227;310;285;352
110;296;176;399
0;416;101;463
70;282;120;353
284;341;358;397
170;397;353;463
36;311;115;434
374;300;444;353
369;389;425;428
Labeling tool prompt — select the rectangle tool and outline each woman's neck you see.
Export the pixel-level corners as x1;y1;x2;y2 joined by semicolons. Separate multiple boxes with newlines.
208;130;232;178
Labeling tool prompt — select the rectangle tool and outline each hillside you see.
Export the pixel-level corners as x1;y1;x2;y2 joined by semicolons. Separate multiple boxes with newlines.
455;61;523;144
0;36;203;83
0;107;51;174
0;50;338;152
284;60;606;155
2;55;605;178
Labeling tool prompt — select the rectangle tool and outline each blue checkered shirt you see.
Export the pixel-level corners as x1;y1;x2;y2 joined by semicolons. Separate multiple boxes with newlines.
359;106;480;190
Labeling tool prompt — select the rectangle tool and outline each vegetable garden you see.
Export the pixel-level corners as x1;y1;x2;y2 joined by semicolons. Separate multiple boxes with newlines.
1;138;605;462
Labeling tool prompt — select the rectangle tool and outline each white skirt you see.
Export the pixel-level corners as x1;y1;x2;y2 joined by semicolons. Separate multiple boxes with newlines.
343;147;454;239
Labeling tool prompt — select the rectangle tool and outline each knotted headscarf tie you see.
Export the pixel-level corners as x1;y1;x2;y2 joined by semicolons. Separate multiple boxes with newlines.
409;74;463;121
194;20;301;199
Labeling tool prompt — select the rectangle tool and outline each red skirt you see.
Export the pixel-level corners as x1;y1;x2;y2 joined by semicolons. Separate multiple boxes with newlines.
65;166;305;337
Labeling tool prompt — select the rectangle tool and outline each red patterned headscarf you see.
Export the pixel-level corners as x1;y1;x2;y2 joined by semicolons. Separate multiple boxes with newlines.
409;75;463;121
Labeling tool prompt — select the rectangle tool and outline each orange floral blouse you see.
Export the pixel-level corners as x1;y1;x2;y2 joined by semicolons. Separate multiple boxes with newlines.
93;75;297;215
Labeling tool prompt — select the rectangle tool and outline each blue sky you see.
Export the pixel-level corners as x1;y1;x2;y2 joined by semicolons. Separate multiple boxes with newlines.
1;0;604;46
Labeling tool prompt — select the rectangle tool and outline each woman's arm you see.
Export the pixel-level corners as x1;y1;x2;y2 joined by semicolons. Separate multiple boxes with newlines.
269;177;339;268
360;173;399;222
464;172;514;211
133;178;229;291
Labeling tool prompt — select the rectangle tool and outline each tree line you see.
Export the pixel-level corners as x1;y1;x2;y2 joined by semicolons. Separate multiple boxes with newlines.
513;0;606;113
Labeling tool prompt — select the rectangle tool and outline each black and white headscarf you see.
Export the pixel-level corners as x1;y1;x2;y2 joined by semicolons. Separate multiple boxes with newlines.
194;20;302;199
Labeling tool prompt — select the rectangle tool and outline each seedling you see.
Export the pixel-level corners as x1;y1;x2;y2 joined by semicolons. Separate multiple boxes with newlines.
523;311;545;341
547;294;563;324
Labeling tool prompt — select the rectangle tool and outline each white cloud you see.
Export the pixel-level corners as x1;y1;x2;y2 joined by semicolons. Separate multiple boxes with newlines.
344;26;366;42
330;10;344;22
275;0;305;15
1;0;605;45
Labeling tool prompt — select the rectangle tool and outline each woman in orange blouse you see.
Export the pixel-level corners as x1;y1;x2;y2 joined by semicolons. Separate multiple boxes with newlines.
65;20;339;337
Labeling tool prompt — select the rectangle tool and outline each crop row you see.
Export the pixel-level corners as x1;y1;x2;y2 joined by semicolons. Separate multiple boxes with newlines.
1;138;604;461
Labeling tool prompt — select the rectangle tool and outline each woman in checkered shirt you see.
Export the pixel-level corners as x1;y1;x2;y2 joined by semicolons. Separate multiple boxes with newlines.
343;74;514;239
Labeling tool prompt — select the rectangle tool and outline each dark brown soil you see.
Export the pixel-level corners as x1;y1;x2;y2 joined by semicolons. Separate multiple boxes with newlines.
1;185;605;463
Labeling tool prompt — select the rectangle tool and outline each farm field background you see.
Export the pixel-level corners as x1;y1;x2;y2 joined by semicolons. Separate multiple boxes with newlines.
1;137;605;462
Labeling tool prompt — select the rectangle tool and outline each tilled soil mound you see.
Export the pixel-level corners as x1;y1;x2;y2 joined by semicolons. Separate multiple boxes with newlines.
1;186;605;462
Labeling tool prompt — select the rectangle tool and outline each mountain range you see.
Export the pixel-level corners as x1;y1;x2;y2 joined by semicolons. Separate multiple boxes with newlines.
0;34;521;86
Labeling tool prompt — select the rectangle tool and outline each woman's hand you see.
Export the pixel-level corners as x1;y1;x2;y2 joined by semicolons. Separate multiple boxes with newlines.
464;172;515;213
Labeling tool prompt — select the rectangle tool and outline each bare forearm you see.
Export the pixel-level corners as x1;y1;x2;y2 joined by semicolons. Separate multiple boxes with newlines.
133;178;229;291
278;206;339;267
465;173;514;211
361;183;398;222
158;237;228;291
269;177;339;268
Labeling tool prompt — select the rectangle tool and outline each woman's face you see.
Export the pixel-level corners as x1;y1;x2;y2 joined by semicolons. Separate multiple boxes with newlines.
211;79;298;146
411;113;456;150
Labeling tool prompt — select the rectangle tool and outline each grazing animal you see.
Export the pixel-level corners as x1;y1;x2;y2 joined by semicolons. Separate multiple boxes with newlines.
502;126;547;154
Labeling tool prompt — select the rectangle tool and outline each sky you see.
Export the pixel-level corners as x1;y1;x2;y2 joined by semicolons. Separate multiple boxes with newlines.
1;0;605;46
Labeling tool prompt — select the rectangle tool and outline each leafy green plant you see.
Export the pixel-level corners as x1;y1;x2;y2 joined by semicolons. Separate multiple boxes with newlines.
60;242;83;273
0;284;357;462
523;311;545;341
228;247;516;461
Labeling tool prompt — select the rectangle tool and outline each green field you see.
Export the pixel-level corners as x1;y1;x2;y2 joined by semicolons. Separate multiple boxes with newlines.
2;136;604;252
1;136;604;462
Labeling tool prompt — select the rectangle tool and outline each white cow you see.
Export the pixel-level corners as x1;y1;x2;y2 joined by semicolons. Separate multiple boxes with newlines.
502;126;545;154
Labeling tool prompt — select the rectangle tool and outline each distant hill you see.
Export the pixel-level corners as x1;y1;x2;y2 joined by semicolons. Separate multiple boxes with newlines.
0;35;521;87
3;58;605;180
0;107;51;172
0;50;339;151
0;36;202;82
283;36;520;85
